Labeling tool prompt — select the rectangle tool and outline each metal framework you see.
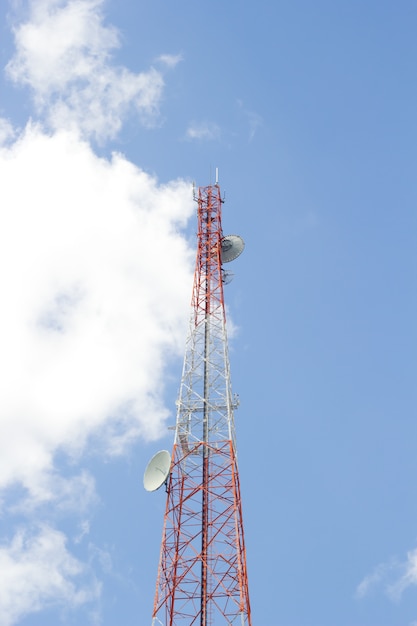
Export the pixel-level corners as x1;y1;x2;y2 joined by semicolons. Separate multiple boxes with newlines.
151;183;251;625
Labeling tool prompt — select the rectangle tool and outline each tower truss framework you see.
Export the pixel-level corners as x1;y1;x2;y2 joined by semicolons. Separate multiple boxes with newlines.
151;183;251;626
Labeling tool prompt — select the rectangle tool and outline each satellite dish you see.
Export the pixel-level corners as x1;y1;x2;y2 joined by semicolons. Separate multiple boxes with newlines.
221;235;245;263
143;450;171;492
222;269;234;284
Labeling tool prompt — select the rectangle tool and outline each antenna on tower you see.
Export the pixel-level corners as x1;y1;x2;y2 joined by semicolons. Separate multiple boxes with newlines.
143;450;171;492
221;234;245;263
215;167;219;185
222;269;234;284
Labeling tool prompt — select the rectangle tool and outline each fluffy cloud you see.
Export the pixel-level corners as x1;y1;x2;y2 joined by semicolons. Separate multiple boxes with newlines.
157;53;184;68
0;525;100;626
7;0;166;141
357;548;417;603
186;120;221;141
356;561;393;599
0;118;15;144
387;548;417;601
0;0;194;622
0;124;193;620
0;123;193;500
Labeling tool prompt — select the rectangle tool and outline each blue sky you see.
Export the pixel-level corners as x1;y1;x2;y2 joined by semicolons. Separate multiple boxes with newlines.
0;1;416;625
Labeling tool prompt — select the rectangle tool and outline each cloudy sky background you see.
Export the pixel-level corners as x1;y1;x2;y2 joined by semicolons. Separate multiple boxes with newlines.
0;1;417;625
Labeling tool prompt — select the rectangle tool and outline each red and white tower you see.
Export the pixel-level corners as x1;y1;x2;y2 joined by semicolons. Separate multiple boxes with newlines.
145;180;251;625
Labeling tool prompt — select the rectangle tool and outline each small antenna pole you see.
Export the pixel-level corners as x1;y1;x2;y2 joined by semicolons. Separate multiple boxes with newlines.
215;167;219;185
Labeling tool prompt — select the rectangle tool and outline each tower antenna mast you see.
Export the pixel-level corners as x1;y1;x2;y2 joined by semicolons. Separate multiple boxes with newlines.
145;180;251;625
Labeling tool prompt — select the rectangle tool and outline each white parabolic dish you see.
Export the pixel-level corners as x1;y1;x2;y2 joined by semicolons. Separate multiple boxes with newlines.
143;450;171;492
221;235;245;263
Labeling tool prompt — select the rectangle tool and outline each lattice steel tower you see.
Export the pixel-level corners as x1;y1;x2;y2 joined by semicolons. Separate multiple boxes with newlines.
144;180;251;626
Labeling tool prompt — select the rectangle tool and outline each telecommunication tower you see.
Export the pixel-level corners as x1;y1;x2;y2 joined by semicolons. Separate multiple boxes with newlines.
144;179;251;625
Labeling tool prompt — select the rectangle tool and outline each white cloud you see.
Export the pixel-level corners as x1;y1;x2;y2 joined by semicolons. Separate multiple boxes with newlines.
357;548;417;603
9;471;97;516
6;0;166;141
356;561;392;598
0;125;194;622
74;520;91;545
387;548;417;601
186;120;220;141
0;1;195;622
157;53;183;68
0;123;194;502
0;524;100;626
0;118;16;145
